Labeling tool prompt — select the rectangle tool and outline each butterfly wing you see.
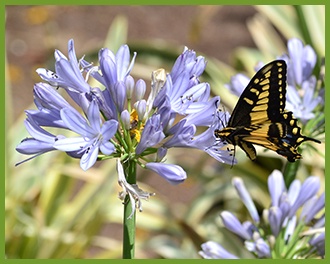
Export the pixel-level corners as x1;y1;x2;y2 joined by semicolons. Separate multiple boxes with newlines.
228;60;287;127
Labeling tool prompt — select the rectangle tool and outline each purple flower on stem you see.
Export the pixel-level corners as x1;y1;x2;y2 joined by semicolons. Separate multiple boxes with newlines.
17;39;234;216
200;170;324;259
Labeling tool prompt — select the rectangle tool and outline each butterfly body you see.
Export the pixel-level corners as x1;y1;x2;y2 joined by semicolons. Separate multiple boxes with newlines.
215;60;320;162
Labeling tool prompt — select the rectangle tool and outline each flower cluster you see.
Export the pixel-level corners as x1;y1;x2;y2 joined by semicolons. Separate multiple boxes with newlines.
16;39;233;213
199;170;325;259
225;38;323;124
280;38;323;124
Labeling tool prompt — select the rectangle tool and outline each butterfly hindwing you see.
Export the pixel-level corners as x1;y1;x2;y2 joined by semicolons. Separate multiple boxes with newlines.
214;60;320;162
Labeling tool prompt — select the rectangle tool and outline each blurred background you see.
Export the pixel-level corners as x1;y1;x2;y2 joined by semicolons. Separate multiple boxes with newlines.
5;6;324;259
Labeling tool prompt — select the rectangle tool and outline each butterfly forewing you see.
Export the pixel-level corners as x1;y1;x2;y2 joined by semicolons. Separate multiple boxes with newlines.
228;60;287;127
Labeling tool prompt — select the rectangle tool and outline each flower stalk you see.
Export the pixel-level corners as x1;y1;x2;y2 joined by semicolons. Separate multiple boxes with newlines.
122;159;137;259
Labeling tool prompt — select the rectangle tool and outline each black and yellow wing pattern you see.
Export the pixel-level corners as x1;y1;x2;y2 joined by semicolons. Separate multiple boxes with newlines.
214;60;320;162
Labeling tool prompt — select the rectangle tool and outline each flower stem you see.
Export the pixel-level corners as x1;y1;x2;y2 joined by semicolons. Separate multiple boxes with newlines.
122;160;136;259
283;160;300;188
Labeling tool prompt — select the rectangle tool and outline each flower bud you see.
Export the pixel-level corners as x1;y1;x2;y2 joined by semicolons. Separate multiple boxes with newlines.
135;79;146;101
146;162;186;185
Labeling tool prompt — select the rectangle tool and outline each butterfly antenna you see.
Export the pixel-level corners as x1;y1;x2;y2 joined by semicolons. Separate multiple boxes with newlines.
215;104;227;129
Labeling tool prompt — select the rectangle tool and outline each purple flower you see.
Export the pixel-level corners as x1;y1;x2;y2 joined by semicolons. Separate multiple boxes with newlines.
300;193;324;224
163;97;234;164
163;121;196;148
225;73;249;97
220;211;251;240
170;47;206;84
16;117;62;161
53;100;118;171
201;170;325;259
135;79;146;101
268;169;286;207
145;162;187;185
155;48;211;116
27;83;73;128
280;38;323;123
134;99;146;121
288;176;320;218
161;72;211;115
309;231;325;257
98;45;136;111
17;39;235;214
18;40;233;174
232;177;259;223
268;206;283;237
37;39;91;94
199;241;239;259
245;237;271;258
285;38;317;87
135;114;165;155
98;45;136;89
285;76;322;124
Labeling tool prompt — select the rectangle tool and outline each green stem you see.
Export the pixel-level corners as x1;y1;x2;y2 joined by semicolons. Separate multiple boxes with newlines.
294;6;313;49
282;160;300;189
122;160;137;259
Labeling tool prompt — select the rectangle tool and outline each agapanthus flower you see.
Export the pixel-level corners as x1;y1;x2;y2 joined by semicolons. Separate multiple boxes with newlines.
16;39;233;215
225;38;323;124
279;38;323;124
199;170;325;259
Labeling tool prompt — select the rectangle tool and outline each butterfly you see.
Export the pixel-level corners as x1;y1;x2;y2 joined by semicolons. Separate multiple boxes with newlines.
214;60;320;162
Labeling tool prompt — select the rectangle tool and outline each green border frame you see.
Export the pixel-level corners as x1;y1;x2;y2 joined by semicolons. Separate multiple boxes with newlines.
3;1;327;263
2;0;328;5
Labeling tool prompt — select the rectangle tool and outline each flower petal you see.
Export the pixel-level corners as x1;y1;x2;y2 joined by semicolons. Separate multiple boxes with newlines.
268;170;286;207
60;107;95;138
200;241;239;259
220;211;251;240
288;176;320;218
80;143;99;171
232;177;259;223
53;137;87;152
268;206;283;237
145;162;187;185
